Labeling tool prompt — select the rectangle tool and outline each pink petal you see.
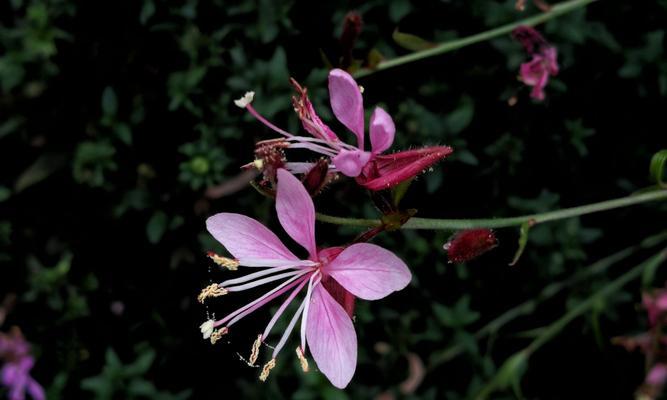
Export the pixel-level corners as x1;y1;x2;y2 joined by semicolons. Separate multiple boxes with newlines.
328;69;365;149
27;378;45;400
206;213;299;261
276;169;317;257
369;107;395;154
306;284;357;389
326;243;411;300
332;149;371;177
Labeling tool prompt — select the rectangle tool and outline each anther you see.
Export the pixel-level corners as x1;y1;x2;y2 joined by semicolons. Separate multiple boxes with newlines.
207;252;239;271
234;91;255;108
249;335;262;366
197;283;228;303
295;347;309;372
210;327;229;344
259;358;276;382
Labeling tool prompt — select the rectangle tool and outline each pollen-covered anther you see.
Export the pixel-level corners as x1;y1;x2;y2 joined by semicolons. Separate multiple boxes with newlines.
207;252;239;271
197;283;228;303
259;358;276;382
234;91;255;108
210;327;229;344
295;346;309;372
252;159;264;170
248;335;262;366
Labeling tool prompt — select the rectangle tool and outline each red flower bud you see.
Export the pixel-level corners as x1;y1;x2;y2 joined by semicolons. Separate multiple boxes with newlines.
444;229;498;263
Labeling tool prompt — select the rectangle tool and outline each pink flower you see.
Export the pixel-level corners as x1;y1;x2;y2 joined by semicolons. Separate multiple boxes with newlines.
643;289;667;326
236;69;452;190
200;169;411;388
512;26;559;101
0;329;45;400
519;47;559;101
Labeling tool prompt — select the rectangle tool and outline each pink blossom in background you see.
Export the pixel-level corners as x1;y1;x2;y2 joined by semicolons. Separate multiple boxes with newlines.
512;25;559;101
199;169;411;388
236;69;452;190
643;289;667;326
0;329;45;400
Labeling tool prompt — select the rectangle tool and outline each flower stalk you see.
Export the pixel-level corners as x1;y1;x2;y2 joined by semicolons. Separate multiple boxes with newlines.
316;189;667;230
353;0;598;78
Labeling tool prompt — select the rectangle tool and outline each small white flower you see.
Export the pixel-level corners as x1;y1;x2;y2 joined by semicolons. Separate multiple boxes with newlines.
200;319;215;340
234;91;255;108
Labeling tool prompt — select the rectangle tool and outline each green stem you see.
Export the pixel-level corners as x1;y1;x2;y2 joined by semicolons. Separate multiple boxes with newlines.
316;189;667;230
427;231;667;371
475;248;667;399
354;0;598;79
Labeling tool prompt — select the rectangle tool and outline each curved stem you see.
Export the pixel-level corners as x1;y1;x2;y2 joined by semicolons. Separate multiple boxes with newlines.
354;0;598;79
316;190;667;230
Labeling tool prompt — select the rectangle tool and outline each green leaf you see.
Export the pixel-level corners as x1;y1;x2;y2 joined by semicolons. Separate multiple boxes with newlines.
649;149;667;188
509;221;532;266
391;178;413;207
446;96;474;134
15;153;66;192
140;0;156;25
0;186;10;202
114;123;132;145
392;29;435;51
101;86;118;116
147;211;168;244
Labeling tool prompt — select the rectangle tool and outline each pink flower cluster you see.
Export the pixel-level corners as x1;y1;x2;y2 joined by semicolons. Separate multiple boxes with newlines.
512;26;559;101
614;288;667;399
200;68;456;388
0;329;44;400
236;68;452;192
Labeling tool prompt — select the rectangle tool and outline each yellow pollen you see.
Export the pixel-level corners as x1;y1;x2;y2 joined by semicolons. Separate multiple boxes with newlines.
295;347;309;372
210;327;228;344
249;335;262;366
208;253;239;271
259;358;276;382
253;159;264;170
197;284;228;303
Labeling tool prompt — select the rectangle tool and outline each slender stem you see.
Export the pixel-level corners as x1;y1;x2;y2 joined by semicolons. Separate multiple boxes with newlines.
354;0;598;79
316;190;667;230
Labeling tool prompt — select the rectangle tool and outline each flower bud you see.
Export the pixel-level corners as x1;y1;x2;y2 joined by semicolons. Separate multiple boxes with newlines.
444;229;498;263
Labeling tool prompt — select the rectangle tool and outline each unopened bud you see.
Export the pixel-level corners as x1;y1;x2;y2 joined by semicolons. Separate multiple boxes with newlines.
445;229;498;263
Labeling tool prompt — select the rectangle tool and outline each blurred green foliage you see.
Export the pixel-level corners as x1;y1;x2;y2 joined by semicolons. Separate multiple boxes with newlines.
1;0;666;399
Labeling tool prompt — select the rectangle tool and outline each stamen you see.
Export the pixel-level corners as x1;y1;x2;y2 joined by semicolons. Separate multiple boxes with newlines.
218;274;308;327
234;91;255;108
210;327;229;344
245;103;294;138
300;273;320;351
221;265;308;287
271;293;307;358
226;269;311;293
253;159;264;170
259;358;276;382
296;347;309;372
198;284;228;303
249;335;262;366
262;276;310;339
287;142;338;157
207;252;239;270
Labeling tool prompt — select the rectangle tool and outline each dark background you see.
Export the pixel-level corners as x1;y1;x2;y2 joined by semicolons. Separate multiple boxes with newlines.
1;0;666;398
